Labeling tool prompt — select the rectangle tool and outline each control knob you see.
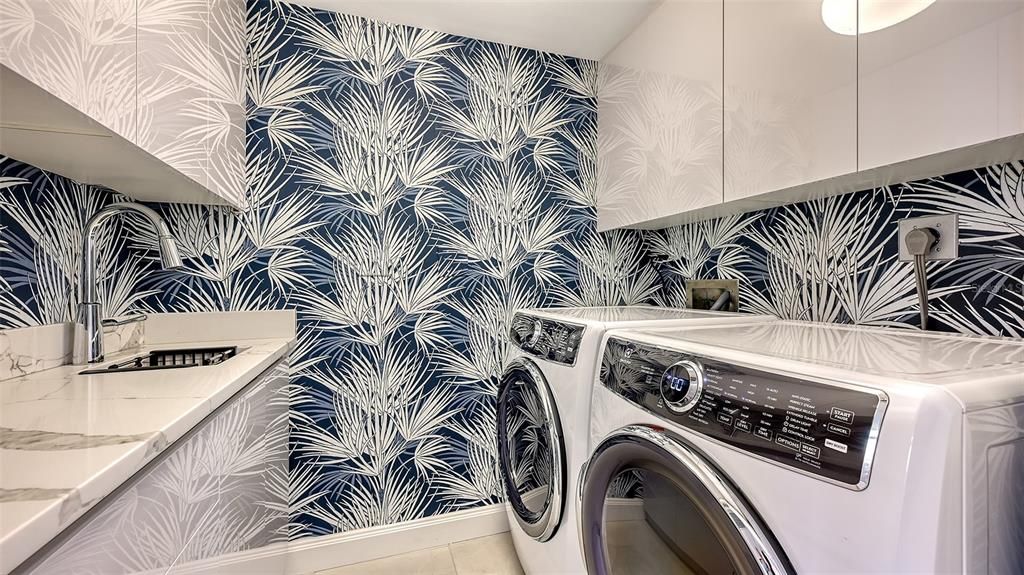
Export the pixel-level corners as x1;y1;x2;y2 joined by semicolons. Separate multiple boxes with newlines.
526;319;544;347
660;359;705;414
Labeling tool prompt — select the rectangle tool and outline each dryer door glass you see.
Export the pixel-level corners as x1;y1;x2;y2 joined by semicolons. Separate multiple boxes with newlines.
497;358;565;542
579;425;792;575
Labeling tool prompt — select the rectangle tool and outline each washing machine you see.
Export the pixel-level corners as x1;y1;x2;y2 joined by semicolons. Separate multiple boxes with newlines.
497;307;777;574
581;320;1024;574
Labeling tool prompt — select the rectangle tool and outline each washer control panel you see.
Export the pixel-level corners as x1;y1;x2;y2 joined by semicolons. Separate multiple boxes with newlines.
602;337;888;489
509;313;585;365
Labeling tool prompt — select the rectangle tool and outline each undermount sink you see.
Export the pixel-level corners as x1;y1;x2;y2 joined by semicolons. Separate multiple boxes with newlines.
79;346;239;375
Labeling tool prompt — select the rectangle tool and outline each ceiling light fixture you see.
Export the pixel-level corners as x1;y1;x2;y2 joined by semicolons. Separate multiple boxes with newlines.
822;0;937;35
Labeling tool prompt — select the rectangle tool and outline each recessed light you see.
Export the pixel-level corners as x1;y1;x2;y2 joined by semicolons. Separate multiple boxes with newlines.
822;0;937;36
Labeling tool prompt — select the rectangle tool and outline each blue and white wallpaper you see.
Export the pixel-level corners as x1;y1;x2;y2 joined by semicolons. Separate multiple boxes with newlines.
646;161;1024;337
2;0;1024;545
0;0;657;539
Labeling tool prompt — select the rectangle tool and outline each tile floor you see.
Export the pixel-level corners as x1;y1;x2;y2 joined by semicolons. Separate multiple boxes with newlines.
606;520;692;575
315;533;524;575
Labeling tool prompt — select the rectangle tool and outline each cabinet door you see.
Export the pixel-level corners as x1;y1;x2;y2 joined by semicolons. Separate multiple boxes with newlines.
22;359;289;574
205;0;247;209
999;6;1024;139
597;0;724;230
0;0;136;140
179;360;289;566
135;0;246;208
724;0;857;201
136;0;211;190
166;358;289;572
25;422;222;574
858;0;1024;170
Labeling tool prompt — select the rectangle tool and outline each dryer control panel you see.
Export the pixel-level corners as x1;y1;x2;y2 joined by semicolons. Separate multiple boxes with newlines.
601;336;888;489
509;313;585;366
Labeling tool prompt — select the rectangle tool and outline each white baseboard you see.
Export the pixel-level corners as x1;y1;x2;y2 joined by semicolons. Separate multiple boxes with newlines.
169;504;511;575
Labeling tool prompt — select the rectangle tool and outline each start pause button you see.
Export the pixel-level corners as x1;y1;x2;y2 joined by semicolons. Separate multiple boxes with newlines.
830;406;855;424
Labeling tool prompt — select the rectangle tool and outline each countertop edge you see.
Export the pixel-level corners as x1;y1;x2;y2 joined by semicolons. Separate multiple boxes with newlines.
0;337;294;575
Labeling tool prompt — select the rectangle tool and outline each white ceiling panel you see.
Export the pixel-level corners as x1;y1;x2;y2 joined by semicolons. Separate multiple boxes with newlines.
287;0;663;60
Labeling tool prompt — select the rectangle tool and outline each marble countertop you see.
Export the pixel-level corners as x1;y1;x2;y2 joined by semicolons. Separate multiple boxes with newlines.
0;332;293;573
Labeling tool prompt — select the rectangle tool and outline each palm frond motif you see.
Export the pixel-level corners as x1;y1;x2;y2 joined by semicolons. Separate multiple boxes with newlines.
134;0;248;207
0;159;153;326
548;55;599;102
240;0;654;537
7;0;1022;555
554;230;661;307
647;164;1022;335
293;78;454;217
434;402;504;510
894;162;1024;297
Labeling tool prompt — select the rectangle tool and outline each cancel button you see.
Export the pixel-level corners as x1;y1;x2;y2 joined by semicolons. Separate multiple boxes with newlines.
826;422;851;437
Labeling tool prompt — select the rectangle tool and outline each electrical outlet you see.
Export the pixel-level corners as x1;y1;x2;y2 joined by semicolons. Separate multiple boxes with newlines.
686;279;740;312
898;214;959;262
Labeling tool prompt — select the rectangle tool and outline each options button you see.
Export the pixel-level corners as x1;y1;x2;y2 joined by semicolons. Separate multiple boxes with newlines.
775;434;801;452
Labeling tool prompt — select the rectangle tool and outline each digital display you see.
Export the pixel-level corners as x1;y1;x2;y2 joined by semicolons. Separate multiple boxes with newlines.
661;366;691;404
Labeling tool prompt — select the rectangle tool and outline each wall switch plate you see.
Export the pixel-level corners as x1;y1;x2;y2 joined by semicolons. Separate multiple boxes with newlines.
686;279;739;312
898;214;959;262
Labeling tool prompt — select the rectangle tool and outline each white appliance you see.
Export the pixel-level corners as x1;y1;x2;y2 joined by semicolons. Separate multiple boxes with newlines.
497;307;776;575
581;320;1024;574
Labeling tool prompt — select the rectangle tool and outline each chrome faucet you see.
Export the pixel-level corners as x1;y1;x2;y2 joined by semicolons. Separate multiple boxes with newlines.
76;203;183;364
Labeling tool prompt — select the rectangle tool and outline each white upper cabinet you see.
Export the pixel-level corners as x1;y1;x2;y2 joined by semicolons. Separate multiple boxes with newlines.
597;0;1024;228
137;0;213;189
724;0;858;201
0;0;246;208
999;7;1024;139
597;0;724;230
137;0;247;207
858;0;1024;170
0;0;138;140
206;0;246;207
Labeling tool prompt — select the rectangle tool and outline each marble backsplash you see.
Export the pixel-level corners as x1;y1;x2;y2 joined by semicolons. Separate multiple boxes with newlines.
0;324;73;382
0;319;145;382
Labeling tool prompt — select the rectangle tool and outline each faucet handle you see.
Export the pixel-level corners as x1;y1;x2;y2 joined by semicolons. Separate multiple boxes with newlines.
102;313;148;328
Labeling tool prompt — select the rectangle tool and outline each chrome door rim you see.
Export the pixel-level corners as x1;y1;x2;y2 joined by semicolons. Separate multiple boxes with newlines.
497;357;566;542
578;424;792;575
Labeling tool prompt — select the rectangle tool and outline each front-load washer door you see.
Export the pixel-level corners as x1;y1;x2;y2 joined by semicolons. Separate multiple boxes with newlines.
497;357;566;542
579;425;793;575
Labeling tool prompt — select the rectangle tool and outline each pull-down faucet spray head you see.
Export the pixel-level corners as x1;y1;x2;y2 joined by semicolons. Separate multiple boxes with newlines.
76;203;182;364
156;228;183;270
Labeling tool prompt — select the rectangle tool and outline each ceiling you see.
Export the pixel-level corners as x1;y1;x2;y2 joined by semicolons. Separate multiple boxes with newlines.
287;0;663;60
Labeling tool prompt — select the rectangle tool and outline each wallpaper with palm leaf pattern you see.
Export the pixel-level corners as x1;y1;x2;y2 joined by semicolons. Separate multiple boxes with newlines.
0;0;658;539
1;0;1023;544
646;162;1024;337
